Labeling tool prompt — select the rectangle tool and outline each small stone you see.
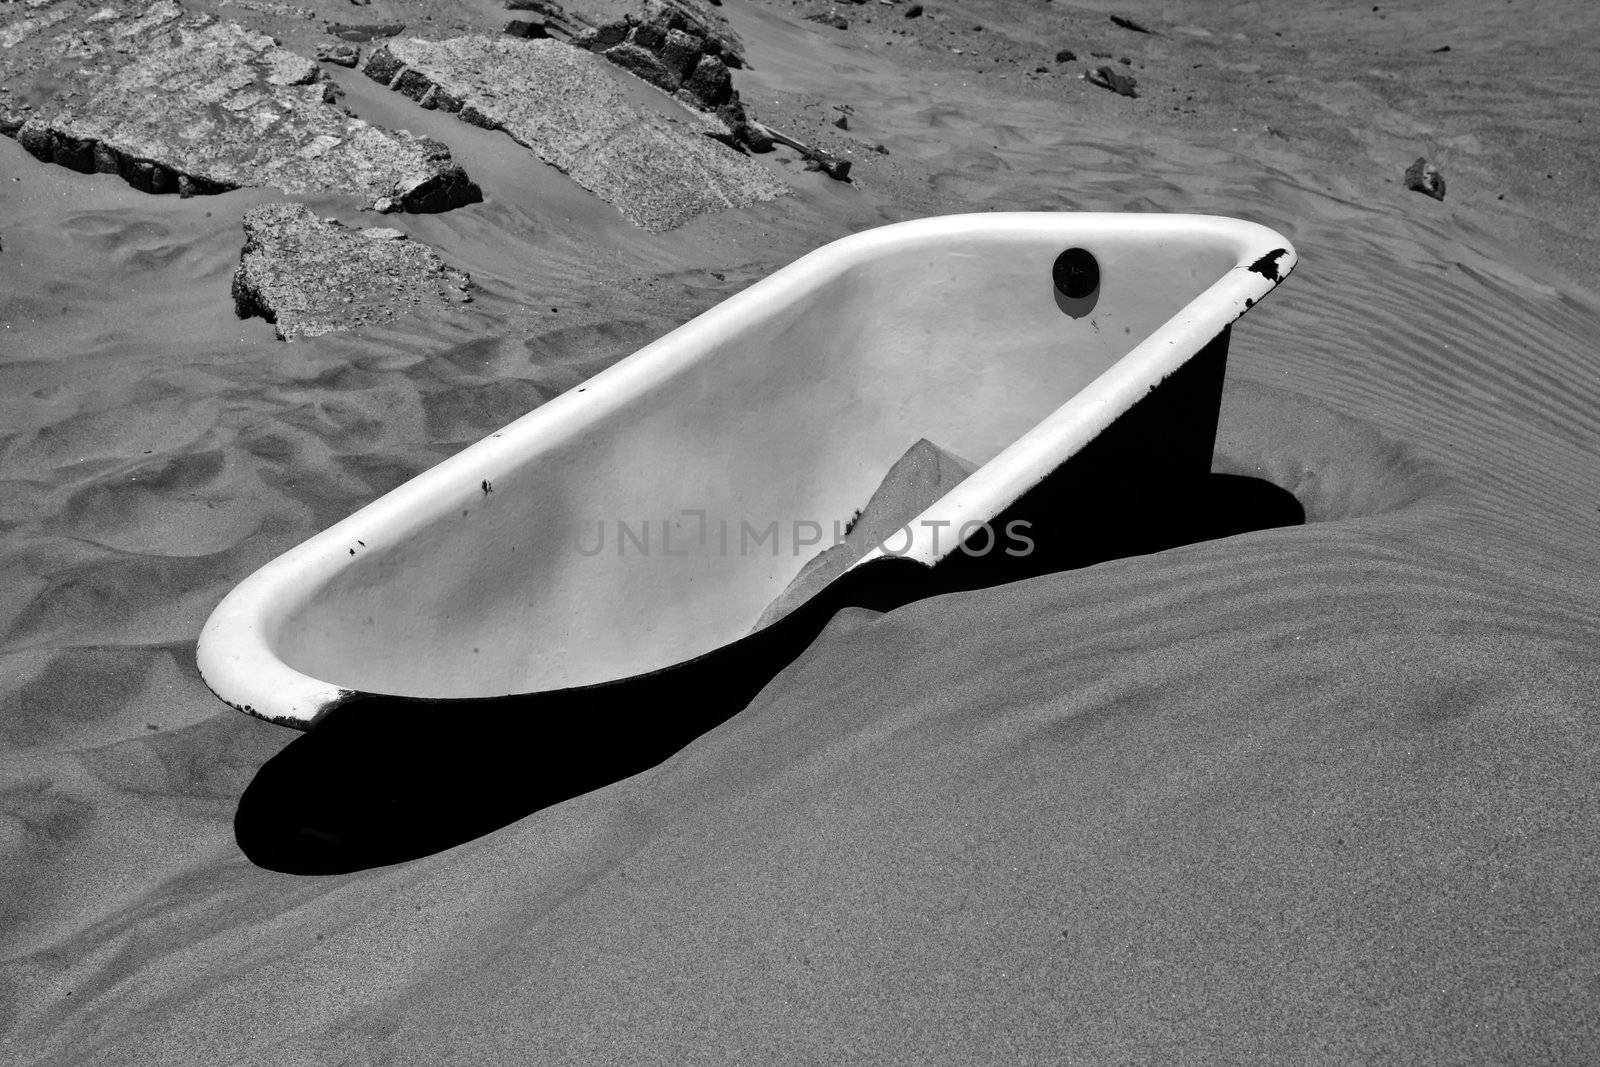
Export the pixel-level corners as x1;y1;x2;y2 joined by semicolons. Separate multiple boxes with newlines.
803;154;851;181
316;43;361;67
1403;157;1445;200
905;4;923;17
1087;65;1138;96
577;20;630;51
360;227;408;240
327;22;407;43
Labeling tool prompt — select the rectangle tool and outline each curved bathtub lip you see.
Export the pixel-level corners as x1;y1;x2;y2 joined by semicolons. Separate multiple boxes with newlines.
197;212;1298;729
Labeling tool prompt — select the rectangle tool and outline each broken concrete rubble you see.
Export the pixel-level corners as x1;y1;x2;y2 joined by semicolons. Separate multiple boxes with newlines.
361;35;787;230
569;0;747;70
563;1;783;156
572;0;747;120
0;0;480;211
325;22;405;42
231;203;474;341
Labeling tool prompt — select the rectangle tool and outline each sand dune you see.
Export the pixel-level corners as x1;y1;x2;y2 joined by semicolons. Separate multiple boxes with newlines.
2;0;1599;1061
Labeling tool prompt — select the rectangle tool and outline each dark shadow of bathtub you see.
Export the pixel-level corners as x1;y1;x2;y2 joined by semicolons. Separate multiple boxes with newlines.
236;471;1302;876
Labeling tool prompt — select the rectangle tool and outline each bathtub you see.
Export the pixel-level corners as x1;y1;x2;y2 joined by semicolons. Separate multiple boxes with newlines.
199;212;1297;729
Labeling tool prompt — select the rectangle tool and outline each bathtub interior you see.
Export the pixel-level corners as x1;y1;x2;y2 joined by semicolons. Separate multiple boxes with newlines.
270;222;1247;698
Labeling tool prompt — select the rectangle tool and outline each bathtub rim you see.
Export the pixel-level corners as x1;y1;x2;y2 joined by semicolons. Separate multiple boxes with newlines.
196;211;1298;729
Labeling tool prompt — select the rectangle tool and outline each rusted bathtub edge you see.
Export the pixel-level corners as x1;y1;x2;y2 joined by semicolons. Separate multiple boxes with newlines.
1246;247;1292;283
198;662;358;732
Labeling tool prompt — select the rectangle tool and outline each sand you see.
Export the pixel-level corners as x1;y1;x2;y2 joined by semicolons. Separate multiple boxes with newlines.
2;0;1599;1061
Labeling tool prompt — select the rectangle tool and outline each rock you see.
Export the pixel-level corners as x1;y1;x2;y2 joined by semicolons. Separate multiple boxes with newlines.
603;41;681;90
684;54;734;108
1055;48;1076;62
1087;65;1138;97
1404;157;1446;200
361;44;407;84
572;0;756;146
316;43;362;67
0;1;480;212
326;22;406;43
803;155;851;180
632;20;668;50
506;0;594;42
1109;14;1153;34
361;36;786;230
806;13;848;30
580;1;747;69
659;28;705;82
905;3;923;16
575;20;631;51
504;19;551;38
833;114;849;130
231;204;473;341
652;0;746;68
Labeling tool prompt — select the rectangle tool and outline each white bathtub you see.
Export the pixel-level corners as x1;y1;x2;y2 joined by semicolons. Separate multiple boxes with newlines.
198;212;1296;728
